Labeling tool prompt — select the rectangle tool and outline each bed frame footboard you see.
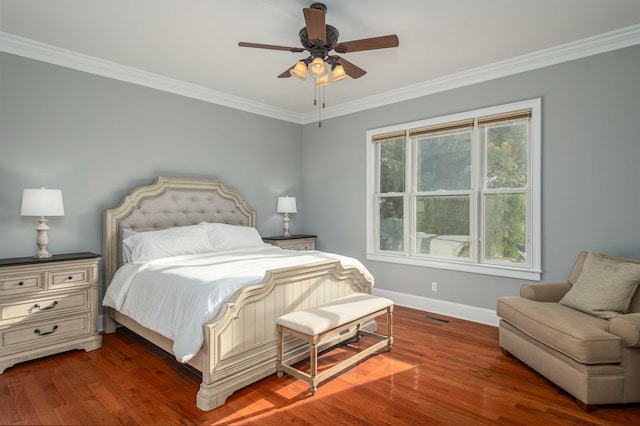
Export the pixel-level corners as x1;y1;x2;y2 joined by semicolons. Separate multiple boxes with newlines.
196;260;373;411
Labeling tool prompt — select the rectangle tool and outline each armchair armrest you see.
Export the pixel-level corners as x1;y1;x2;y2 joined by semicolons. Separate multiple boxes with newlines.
520;282;571;302
608;313;640;348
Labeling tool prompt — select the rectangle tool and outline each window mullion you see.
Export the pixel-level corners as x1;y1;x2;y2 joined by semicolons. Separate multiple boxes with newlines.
406;133;414;256
414;189;471;196
483;188;528;194
374;143;382;252
472;118;480;264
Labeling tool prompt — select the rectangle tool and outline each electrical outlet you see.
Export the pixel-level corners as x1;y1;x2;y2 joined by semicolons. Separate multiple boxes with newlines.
431;281;437;292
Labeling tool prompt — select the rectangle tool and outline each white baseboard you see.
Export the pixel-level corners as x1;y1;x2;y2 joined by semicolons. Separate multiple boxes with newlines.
372;288;499;327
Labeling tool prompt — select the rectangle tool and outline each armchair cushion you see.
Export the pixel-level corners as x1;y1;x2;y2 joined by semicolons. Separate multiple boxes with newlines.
497;296;621;364
560;251;640;319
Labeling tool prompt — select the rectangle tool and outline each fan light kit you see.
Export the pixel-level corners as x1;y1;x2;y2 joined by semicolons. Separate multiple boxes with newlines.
239;3;399;127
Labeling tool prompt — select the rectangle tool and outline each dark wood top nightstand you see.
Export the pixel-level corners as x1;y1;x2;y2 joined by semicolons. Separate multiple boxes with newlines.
0;252;102;373
262;235;317;251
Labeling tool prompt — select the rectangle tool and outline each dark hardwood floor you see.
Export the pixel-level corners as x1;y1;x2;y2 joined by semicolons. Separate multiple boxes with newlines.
1;306;639;425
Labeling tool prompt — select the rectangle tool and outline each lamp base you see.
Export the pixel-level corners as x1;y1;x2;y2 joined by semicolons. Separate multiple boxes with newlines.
33;251;53;259
282;213;291;238
33;217;53;259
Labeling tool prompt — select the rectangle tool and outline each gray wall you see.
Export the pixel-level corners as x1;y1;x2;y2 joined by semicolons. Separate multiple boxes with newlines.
2;45;639;314
302;45;640;310
0;53;303;262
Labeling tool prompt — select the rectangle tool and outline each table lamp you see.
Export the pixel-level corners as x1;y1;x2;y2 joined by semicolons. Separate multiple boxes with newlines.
277;196;297;237
21;187;65;258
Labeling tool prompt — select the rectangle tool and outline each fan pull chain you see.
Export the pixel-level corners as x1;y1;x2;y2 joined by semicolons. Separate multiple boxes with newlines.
313;82;320;127
319;84;326;128
318;83;321;127
313;84;317;106
323;84;326;109
313;80;327;127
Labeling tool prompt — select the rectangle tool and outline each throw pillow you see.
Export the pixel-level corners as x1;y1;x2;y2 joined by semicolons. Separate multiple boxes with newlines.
560;251;640;318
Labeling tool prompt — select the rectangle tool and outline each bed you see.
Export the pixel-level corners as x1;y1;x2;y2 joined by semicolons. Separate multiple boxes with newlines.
102;176;374;411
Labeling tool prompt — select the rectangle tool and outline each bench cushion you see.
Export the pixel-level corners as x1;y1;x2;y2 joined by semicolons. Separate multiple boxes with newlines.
497;296;621;364
277;293;393;336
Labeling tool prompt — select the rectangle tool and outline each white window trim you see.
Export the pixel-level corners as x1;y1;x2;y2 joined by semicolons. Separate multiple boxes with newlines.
366;98;542;281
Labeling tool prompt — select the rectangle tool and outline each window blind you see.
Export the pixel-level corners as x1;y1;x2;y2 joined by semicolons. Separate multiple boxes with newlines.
372;130;406;143
478;109;531;127
409;118;475;138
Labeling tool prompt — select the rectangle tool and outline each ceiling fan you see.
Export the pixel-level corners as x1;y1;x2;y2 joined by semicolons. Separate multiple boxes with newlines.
238;2;399;83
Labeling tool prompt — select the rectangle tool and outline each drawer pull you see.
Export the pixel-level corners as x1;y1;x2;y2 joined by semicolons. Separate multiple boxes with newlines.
18;281;25;286
34;325;58;336
33;300;59;311
67;276;74;280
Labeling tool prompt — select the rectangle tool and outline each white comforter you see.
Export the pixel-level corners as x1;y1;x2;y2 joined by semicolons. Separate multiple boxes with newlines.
103;246;373;362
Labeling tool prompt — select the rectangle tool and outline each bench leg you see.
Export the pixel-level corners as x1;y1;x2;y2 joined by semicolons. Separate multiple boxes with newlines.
387;306;394;351
310;341;318;395
276;325;284;379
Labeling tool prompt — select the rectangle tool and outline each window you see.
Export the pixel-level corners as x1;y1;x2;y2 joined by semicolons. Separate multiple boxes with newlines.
366;99;541;280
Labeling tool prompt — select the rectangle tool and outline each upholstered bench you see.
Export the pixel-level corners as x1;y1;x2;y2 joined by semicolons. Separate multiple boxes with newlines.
276;293;393;395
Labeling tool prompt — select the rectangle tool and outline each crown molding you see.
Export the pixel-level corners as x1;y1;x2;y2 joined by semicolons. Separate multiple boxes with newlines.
2;24;640;126
0;31;302;124
301;23;640;124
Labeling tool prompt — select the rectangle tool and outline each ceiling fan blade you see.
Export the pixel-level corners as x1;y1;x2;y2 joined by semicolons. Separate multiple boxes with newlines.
303;7;326;46
277;65;295;78
336;57;367;79
238;42;305;53
334;35;399;54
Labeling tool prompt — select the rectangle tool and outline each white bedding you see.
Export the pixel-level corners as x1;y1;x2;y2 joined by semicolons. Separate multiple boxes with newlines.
103;246;374;362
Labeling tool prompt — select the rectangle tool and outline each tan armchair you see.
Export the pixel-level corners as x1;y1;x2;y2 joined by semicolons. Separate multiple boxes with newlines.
497;251;640;411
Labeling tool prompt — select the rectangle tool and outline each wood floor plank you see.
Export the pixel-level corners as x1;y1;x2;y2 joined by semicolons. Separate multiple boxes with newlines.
2;373;39;425
0;375;22;425
1;305;639;425
16;360;70;424
50;358;112;425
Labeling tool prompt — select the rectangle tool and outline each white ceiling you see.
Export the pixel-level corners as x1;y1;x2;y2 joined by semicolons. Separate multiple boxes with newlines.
2;0;640;122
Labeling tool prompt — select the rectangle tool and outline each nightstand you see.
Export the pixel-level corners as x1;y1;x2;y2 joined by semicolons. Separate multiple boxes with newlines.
0;252;102;373
263;234;317;251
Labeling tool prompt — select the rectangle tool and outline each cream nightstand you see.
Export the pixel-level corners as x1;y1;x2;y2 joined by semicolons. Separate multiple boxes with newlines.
263;235;317;251
0;252;102;373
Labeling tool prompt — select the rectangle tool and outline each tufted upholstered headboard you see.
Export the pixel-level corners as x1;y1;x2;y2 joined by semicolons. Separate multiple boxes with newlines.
103;176;256;287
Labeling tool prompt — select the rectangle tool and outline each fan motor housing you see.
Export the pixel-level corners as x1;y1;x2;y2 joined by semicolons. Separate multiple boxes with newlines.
299;24;339;50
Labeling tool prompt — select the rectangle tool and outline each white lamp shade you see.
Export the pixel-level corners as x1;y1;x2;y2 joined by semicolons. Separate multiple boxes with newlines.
277;196;297;214
21;188;65;216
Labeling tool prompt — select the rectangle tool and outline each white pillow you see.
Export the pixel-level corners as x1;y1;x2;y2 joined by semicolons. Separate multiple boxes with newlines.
123;223;214;262
206;223;268;251
121;228;138;264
